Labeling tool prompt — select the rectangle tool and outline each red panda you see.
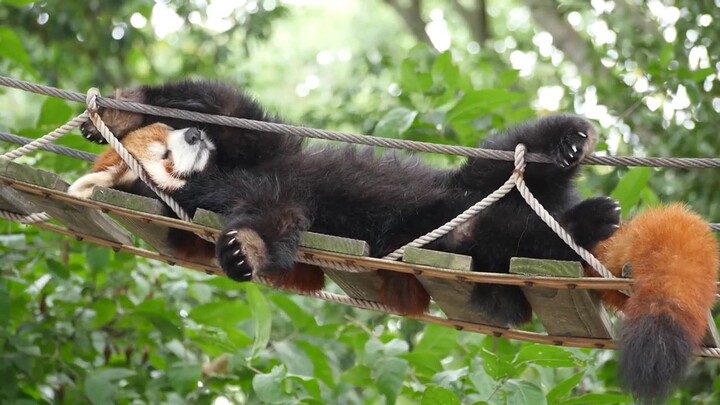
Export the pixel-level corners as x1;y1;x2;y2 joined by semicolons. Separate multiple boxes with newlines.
74;80;620;326
72;99;718;402
586;204;719;404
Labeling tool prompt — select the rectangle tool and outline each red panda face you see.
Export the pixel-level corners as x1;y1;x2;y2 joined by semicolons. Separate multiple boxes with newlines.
119;123;216;190
69;123;217;198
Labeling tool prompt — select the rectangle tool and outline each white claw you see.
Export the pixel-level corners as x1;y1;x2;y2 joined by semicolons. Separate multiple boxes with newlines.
563;159;570;166
615;206;621;211
568;152;575;158
612;224;620;228
233;249;241;256
238;259;246;266
577;131;587;138
226;238;236;246
226;230;238;236
571;145;578;153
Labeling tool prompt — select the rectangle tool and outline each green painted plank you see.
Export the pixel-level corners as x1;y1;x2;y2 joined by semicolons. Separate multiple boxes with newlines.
403;247;506;326
510;257;614;339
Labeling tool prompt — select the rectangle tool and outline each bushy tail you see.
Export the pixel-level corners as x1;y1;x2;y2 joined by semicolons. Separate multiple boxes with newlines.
591;204;718;404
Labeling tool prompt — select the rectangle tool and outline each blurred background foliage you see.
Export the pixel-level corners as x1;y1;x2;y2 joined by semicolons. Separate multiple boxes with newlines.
0;0;719;403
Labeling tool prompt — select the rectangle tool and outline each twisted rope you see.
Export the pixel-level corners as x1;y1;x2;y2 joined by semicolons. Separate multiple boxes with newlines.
383;153;522;260
3;75;720;168
0;132;95;162
1;113;88;160
0;209;50;223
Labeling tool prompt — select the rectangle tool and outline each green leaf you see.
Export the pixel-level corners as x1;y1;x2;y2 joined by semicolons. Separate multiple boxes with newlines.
188;300;251;329
84;375;114;405
167;362;202;395
421;385;461;405
432;367;468;389
374;107;418;138
432;51;459;88
610;167;651;215
374;357;408;404
296;340;335;387
271;294;316;331
341;364;372;386
479;347;518;380
505;380;547;405
446;90;527;125
286;374;322;399
46;259;70;280
246;284;272;359
0;27;32;71
546;371;584;403
86;248;110;273
37;97;74;128
253;365;291;404
90;298;117;328
95;368;136;380
515;345;587;368
273;341;311;375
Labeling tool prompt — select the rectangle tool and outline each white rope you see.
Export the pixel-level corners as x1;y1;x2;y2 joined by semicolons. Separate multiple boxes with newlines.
0;209;50;223
1;112;89;160
383;149;525;260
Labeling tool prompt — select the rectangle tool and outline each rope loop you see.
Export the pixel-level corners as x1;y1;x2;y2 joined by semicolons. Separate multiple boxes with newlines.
86;87;100;113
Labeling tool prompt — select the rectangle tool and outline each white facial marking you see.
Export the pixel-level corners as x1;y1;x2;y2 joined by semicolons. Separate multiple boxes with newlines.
167;128;215;176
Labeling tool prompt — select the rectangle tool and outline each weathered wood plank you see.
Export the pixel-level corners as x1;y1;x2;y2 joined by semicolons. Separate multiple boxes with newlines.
89;187;180;256
192;208;224;230
301;232;369;256
403;247;506;326
510;257;614;339
0;159;132;244
0;185;38;215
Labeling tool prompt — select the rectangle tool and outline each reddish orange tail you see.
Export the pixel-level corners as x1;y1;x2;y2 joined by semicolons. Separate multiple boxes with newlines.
592;204;718;403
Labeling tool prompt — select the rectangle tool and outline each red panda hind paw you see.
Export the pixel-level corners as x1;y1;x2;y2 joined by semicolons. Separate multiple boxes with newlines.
215;228;268;282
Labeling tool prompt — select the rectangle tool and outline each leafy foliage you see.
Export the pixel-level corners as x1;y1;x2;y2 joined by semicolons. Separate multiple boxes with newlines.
1;0;718;404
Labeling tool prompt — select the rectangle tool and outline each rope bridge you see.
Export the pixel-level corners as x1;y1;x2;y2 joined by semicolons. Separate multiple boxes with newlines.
1;75;719;357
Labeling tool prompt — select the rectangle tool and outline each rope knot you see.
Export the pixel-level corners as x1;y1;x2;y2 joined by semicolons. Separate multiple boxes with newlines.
86;87;101;114
513;143;527;175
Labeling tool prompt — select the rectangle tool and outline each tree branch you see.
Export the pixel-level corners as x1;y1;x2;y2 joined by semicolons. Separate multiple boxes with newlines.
522;0;610;79
382;0;433;45
449;0;491;44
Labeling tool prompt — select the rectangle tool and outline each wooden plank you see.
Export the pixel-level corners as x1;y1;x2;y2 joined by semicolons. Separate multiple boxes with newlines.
0;159;132;244
0;185;38;215
193;208;224;230
403;247;506;326
89;187;180;256
510;257;614;339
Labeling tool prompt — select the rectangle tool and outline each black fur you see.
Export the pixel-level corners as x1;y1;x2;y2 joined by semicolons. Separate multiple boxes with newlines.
618;313;693;404
85;80;620;326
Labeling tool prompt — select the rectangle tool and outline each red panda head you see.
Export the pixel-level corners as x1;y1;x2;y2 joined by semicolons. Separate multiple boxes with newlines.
69;123;216;198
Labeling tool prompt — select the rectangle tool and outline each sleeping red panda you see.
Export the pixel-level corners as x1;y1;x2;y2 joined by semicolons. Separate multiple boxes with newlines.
586;204;719;404
73;79;621;326
72;115;718;403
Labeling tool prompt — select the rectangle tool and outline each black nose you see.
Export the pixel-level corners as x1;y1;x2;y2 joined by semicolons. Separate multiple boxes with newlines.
184;127;202;145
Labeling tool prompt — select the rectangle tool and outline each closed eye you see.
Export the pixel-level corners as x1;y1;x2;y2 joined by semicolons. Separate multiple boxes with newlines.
161;150;171;159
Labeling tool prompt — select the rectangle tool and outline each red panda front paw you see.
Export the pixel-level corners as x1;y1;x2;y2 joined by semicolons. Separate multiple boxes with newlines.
216;227;268;282
80;116;108;144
